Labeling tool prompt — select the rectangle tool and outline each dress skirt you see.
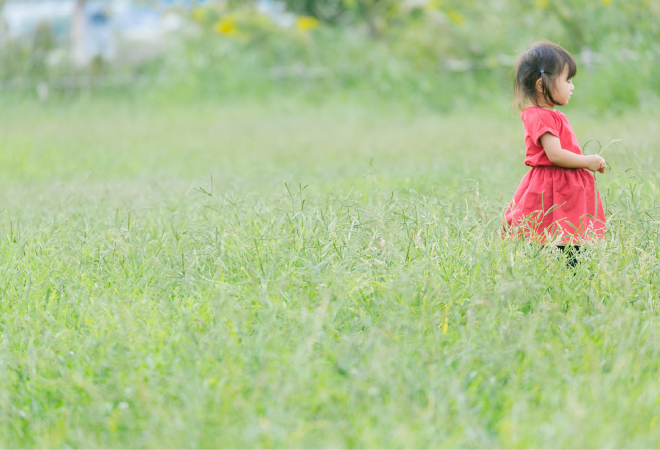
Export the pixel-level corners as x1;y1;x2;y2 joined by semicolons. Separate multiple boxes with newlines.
504;166;606;245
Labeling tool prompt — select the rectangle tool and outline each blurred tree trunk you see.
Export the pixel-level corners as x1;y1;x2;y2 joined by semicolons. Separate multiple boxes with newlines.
0;0;7;44
71;0;87;66
359;0;382;38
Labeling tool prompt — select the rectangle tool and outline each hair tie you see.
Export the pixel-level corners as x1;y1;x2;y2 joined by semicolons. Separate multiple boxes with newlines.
540;69;545;73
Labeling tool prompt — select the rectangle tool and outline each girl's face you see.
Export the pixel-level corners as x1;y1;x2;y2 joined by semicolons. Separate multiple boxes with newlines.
551;64;575;105
535;63;574;107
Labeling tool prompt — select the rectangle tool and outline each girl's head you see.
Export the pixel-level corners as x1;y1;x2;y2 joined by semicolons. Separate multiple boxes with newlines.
513;42;577;110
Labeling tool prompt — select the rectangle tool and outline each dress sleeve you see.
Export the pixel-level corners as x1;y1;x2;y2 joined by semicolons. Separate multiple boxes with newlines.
526;109;560;147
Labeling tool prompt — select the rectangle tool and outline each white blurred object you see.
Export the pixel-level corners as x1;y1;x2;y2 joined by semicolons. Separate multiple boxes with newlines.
2;0;75;38
37;81;49;101
46;48;67;66
113;0;162;41
162;13;183;32
257;0;295;28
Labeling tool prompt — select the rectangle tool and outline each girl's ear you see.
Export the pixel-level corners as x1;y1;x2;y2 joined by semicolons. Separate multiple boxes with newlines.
535;77;544;94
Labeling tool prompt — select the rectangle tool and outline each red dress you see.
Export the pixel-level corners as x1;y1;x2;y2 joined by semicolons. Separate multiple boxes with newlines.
504;107;606;245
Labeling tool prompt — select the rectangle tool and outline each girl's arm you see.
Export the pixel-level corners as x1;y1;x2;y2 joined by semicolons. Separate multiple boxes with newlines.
540;133;606;173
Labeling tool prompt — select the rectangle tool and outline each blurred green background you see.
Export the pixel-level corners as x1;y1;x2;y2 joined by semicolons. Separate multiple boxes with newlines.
2;0;659;112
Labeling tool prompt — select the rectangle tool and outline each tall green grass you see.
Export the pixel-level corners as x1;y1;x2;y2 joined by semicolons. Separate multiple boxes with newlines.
0;95;659;447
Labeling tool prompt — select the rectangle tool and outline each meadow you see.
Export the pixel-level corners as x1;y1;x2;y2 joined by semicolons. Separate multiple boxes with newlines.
1;94;660;447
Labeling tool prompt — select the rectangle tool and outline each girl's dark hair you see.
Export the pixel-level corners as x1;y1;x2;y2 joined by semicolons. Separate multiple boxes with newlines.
513;42;577;110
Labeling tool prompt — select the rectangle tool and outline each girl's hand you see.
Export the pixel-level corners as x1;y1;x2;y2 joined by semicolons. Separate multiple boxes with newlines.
585;155;606;173
541;134;608;173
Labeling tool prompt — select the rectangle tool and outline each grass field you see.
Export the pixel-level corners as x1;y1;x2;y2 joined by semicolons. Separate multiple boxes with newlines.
1;95;660;447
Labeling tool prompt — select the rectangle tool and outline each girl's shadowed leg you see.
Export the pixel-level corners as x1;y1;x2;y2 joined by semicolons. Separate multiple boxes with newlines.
557;245;581;268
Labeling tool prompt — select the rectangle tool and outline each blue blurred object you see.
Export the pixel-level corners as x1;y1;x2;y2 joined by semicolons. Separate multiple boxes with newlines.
1;0;212;38
81;0;114;62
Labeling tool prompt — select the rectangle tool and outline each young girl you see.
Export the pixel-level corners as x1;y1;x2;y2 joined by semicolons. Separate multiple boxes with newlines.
504;42;606;264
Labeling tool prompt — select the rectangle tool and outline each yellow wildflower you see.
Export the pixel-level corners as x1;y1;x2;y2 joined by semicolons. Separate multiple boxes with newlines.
601;0;612;4
296;16;319;32
535;0;549;8
425;0;441;9
214;16;238;36
446;10;465;25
